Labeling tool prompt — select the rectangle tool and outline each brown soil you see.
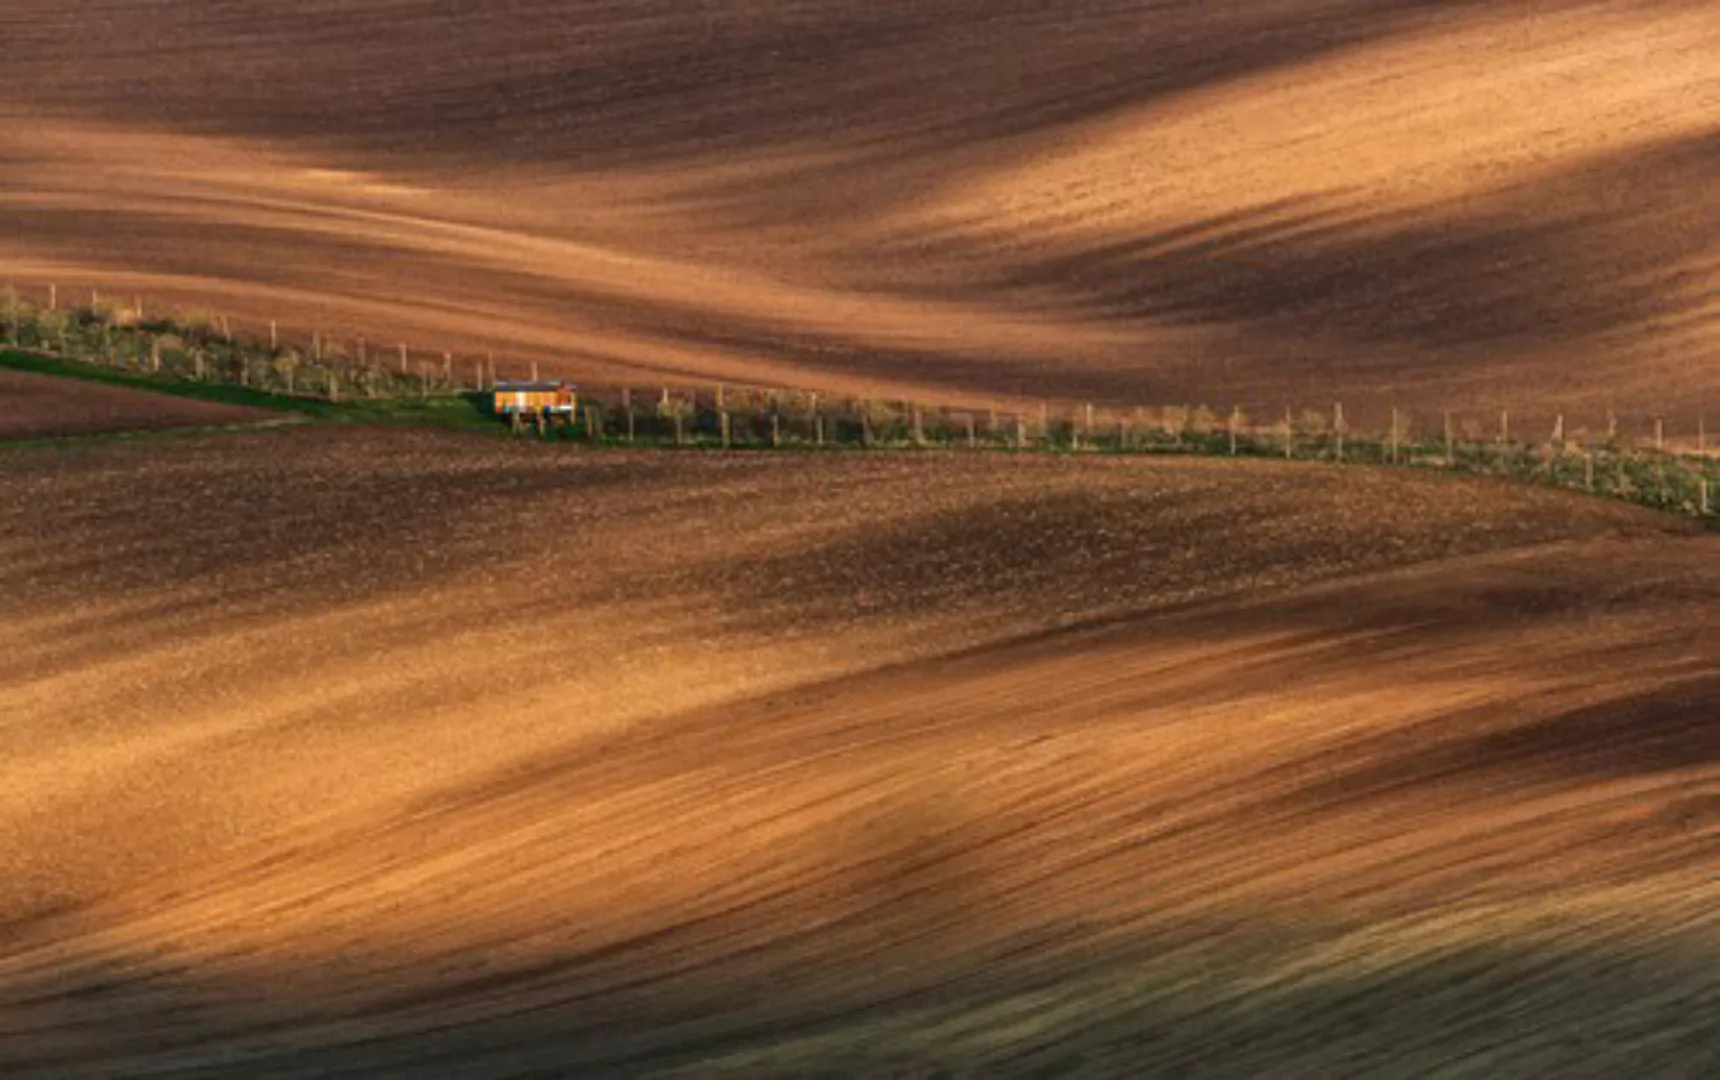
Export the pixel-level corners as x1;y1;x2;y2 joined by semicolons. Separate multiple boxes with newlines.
0;368;273;438
2;3;1717;1069
0;1;1715;418
1;428;1715;1074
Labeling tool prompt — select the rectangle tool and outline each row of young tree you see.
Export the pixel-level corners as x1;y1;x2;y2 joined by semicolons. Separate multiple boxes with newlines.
540;386;1713;517
4;284;1713;519
1;286;468;399
583;390;1701;460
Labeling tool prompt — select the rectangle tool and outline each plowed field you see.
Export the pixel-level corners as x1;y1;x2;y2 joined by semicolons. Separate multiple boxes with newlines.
2;429;1715;1074
1;1;1715;415
0;368;273;438
4;3;1718;1072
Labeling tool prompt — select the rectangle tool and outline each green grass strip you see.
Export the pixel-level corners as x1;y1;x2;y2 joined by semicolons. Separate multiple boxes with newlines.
0;349;501;432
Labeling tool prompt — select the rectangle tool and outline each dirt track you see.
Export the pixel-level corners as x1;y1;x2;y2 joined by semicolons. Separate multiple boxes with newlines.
1;429;1716;1074
1;1;1715;414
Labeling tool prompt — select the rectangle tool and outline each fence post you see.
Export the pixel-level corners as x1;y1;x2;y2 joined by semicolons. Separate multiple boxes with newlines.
1701;477;1710;517
531;360;540;382
1552;413;1564;450
721;410;731;448
1389;407;1400;464
622;388;635;441
1655;417;1664;454
912;405;924;447
48;283;56;311
1585;448;1595;492
1015;415;1026;451
1444;410;1455;467
442;351;452;388
269;320;278;350
1334;402;1345;462
812;392;824;446
329;370;340;403
1284;407;1294;460
966;414;977;449
312;330;322;362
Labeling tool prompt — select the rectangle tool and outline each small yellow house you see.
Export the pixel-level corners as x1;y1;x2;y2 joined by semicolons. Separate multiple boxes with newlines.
491;380;576;419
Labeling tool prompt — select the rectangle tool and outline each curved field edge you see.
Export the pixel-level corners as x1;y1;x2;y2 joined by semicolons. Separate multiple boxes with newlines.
0;350;500;436
0;364;281;439
6;349;1713;528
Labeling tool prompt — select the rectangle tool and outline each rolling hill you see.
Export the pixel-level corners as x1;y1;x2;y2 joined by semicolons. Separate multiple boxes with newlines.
3;3;1718;1073
1;429;1716;1073
1;0;1714;414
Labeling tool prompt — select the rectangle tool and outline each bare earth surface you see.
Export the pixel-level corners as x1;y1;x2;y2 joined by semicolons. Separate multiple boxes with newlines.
3;2;1718;1073
0;1;1715;416
0;368;271;438
1;428;1715;1075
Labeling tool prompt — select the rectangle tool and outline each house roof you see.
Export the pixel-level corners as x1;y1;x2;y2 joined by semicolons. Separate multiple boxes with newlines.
492;381;573;392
